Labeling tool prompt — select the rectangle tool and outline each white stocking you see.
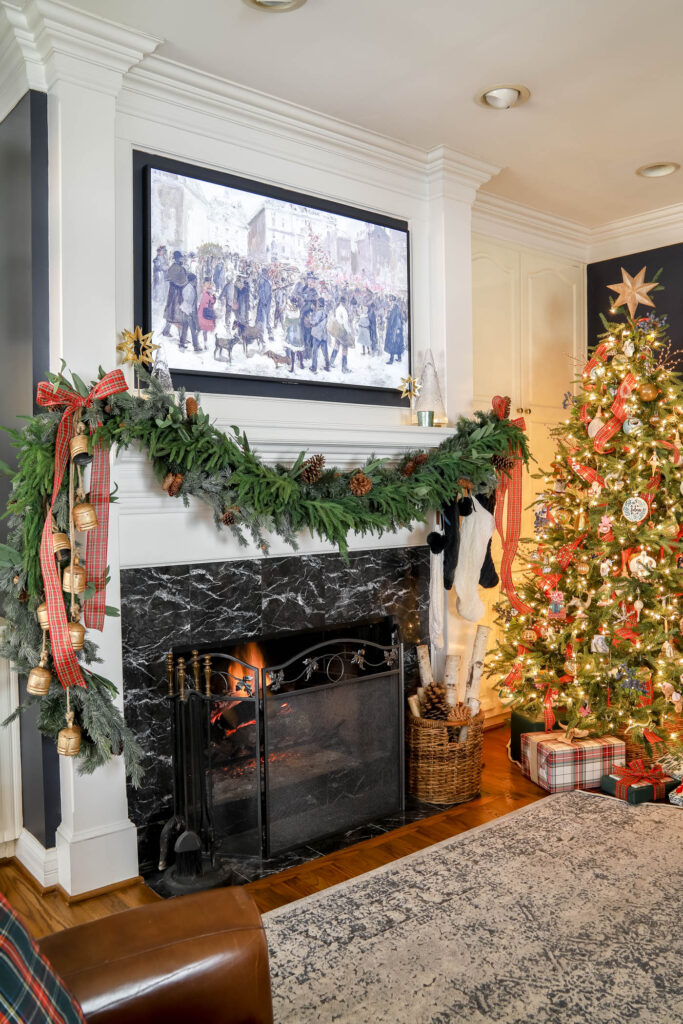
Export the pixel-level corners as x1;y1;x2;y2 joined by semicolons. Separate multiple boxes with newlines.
454;496;495;622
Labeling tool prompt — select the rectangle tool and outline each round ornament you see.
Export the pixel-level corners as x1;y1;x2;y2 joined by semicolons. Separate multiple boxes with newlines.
638;382;658;402
576;561;590;577
623;417;643;436
555;509;572;526
622;496;648;523
564;658;577;675
521;628;537;646
629;552;656;579
649;414;662;427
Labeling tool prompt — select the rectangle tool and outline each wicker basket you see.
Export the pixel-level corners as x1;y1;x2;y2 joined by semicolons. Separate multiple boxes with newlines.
407;711;484;804
620;710;683;770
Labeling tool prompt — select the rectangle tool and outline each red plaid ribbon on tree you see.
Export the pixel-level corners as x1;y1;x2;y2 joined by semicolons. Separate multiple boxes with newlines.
592;372;637;452
567;457;605;488
544;684;558;730
612;759;668;800
582;341;611;381
493;409;532;615
659;439;681;465
36;370;127;689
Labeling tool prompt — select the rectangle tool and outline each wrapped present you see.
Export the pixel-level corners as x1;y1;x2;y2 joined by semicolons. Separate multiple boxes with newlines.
669;782;683;808
509;708;567;764
521;731;625;793
601;760;677;804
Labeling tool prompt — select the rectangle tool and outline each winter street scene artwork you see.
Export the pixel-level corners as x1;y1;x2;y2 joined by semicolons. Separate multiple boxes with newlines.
148;165;410;395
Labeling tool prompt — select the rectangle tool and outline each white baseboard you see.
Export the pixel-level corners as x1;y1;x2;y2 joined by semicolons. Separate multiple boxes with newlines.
15;829;58;889
0;839;17;860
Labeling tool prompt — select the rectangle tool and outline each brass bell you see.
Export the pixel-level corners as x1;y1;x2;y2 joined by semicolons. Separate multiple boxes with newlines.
27;663;52;696
36;603;50;630
72;502;98;532
68;620;86;650
69;432;93;466
57;711;81;757
53;532;71;563
63;557;87;595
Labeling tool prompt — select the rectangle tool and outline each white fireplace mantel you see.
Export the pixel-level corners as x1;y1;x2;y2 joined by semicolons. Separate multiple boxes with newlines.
113;420;456;568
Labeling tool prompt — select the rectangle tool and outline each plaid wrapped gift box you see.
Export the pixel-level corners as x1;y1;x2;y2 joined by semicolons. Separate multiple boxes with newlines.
601;763;677;805
521;731;625;793
509;709;567;764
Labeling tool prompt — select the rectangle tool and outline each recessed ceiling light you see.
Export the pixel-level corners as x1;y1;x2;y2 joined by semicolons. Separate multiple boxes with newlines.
242;0;307;11
636;162;680;178
478;85;530;109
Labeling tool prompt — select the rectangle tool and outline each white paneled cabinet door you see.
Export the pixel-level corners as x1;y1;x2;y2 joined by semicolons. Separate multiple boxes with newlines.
472;238;520;412
471;236;586;723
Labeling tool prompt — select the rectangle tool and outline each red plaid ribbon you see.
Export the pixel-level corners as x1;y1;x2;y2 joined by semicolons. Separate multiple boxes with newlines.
660;439;681;465
582;342;610;381
592;373;636;452
494;415;532;615
544;685;558;730
37;370;127;689
613;759;667;800
567;457;605;488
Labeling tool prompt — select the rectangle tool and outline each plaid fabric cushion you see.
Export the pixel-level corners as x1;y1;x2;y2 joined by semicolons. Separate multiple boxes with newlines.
0;892;85;1024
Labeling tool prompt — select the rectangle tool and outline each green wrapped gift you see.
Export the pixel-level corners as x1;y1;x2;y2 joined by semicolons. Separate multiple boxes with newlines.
600;768;677;805
510;709;566;764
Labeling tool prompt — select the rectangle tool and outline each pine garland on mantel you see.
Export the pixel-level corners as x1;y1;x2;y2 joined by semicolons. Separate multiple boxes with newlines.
0;365;529;782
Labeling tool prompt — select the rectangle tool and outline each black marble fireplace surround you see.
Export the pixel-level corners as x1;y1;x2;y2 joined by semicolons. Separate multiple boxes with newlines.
121;545;430;877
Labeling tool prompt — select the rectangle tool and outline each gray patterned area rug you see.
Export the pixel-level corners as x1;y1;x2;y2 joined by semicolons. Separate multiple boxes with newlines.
264;792;683;1024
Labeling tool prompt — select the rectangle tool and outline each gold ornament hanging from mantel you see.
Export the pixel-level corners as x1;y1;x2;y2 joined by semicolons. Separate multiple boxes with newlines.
27;629;52;697
57;709;81;757
63;554;87;595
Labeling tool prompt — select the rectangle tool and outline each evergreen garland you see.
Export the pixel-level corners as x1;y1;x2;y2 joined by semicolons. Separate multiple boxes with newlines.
1;365;529;782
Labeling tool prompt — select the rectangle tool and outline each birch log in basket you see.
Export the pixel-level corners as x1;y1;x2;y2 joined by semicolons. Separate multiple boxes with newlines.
407;711;485;804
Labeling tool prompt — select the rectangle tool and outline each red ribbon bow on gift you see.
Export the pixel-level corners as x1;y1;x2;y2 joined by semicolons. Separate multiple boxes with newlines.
37;369;127;690
612;759;667;801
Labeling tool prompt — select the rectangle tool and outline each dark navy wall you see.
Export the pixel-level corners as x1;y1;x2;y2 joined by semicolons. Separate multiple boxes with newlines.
587;243;683;356
0;91;58;848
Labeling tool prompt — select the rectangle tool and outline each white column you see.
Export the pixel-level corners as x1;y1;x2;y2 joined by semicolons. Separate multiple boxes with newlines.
4;0;160;895
426;147;499;670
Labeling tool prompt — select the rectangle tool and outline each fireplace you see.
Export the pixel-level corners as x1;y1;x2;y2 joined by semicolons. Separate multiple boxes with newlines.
161;618;404;885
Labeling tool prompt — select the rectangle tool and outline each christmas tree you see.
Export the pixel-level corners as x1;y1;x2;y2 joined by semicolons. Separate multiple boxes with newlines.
491;267;683;758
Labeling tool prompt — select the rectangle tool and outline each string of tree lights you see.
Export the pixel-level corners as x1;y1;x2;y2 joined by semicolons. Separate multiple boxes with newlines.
490;268;683;759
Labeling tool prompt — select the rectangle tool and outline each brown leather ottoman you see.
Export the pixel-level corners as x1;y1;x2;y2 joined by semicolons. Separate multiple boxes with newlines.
38;886;273;1024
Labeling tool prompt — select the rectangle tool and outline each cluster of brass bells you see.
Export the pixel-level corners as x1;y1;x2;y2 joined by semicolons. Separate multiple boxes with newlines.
57;710;81;757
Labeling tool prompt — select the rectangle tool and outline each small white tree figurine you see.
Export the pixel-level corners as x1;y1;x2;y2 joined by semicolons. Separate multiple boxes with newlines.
415;349;446;426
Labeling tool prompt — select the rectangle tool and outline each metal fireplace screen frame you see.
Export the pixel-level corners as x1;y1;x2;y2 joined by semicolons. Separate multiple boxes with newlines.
167;632;404;864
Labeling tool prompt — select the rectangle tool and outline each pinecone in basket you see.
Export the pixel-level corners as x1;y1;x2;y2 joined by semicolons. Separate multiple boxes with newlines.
421;683;451;721
186;396;198;419
492;452;516;472
349;471;372;497
449;701;472;723
167;473;184;497
402;460;416;477
300;453;325;485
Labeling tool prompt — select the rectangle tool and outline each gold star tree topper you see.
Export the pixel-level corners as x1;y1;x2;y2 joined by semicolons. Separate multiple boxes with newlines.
398;375;422;400
607;266;657;319
117;326;158;366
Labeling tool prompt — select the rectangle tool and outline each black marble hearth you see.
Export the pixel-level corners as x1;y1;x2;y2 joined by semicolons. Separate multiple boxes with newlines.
121;545;430;873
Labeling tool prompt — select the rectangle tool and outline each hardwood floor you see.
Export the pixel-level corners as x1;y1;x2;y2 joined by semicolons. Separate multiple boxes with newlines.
1;726;545;938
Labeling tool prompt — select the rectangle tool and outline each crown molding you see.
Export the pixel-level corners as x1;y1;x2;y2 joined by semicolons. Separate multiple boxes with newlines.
0;8;32;119
472;191;590;262
588;202;683;263
426;145;500;204
1;0;161;94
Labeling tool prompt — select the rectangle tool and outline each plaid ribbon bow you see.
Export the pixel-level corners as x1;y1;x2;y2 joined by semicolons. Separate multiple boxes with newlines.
36;370;127;690
613;759;667;801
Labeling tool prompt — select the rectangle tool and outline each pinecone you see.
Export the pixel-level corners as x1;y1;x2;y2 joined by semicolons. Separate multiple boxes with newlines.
414;452;428;466
162;472;175;492
300;453;325;485
402;460;416;477
221;508;236;526
421;683;451;721
492;453;516;471
186;396;198;418
168;473;184;497
349;472;372;497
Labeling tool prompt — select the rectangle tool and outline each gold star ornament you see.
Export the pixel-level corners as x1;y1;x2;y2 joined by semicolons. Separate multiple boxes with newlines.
117;326;158;366
607;266;657;319
398;375;422;401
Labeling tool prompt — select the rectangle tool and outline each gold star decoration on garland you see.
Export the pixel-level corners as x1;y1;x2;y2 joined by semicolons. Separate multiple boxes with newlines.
607;266;657;319
398;375;422;400
117;326;158;367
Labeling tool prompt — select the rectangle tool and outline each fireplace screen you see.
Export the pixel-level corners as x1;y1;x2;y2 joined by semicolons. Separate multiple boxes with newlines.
166;620;404;865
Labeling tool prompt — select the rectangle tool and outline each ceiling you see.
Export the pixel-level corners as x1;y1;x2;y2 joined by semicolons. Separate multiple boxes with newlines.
71;0;683;227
